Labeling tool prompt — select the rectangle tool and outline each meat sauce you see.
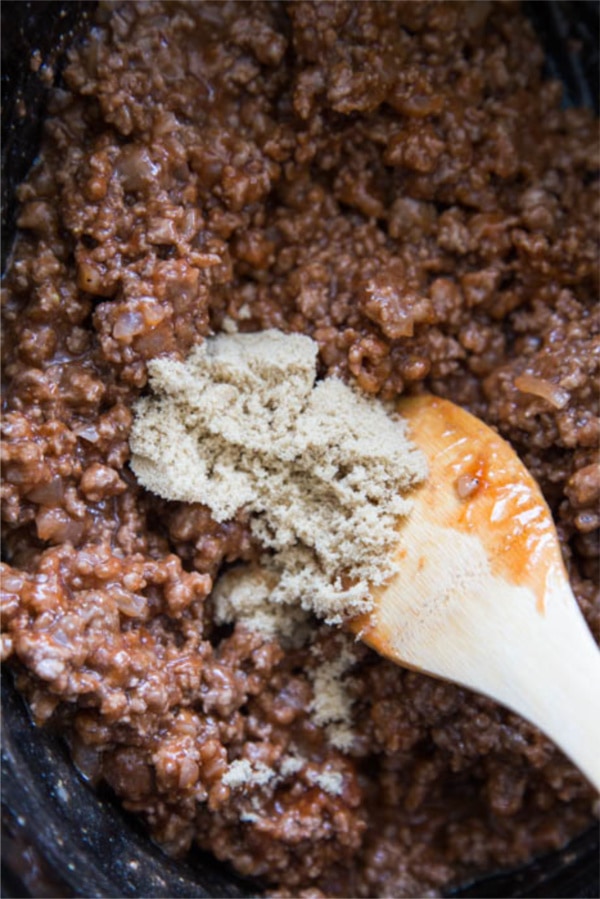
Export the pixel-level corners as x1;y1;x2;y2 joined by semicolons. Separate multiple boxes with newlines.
1;3;598;896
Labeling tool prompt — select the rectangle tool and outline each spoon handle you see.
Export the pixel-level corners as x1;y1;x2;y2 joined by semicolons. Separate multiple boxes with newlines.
359;538;600;792
509;592;600;792
443;574;600;793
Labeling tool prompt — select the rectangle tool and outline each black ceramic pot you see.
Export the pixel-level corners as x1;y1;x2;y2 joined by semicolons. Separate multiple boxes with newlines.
1;3;599;897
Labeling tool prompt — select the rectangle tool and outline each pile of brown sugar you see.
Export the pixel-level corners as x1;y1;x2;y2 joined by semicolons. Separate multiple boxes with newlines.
130;329;427;624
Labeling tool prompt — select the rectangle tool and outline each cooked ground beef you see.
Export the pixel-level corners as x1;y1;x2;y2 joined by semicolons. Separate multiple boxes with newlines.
1;2;598;897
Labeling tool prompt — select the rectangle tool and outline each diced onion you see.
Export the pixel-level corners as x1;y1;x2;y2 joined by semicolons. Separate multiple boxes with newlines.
514;374;569;409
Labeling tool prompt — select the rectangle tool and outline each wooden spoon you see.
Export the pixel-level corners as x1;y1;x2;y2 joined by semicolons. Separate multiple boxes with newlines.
351;394;600;791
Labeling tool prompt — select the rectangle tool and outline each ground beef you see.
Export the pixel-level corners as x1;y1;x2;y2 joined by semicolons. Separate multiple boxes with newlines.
1;2;598;897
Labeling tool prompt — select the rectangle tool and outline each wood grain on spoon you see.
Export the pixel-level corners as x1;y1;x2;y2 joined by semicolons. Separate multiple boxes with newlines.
351;394;600;792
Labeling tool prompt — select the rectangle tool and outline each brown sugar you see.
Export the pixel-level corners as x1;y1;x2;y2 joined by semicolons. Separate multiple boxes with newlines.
130;330;427;623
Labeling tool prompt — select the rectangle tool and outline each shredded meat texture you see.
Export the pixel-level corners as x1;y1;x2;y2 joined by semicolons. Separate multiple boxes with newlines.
1;2;598;896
